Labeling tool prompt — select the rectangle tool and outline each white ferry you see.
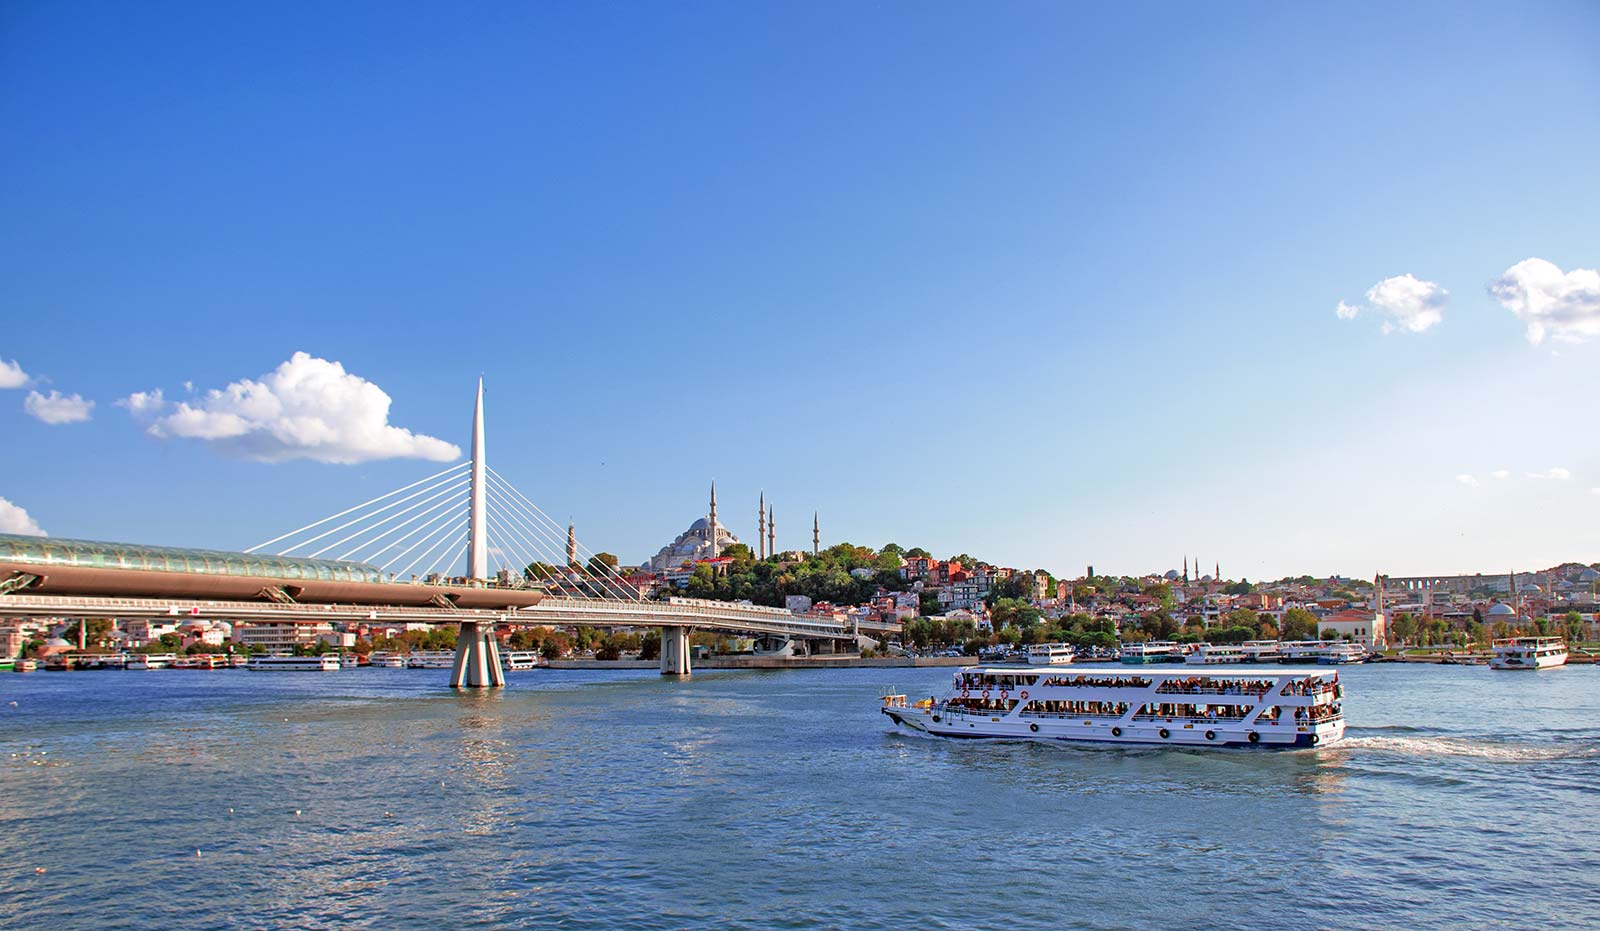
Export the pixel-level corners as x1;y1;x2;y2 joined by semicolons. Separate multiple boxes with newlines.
1317;641;1369;665
367;651;408;668
1119;641;1182;664
1490;637;1568;670
1184;644;1248;665
882;666;1345;748
247;654;341;672
406;650;457;669
1026;643;1075;665
501;650;543;671
1240;640;1282;663
128;653;176;670
1278;641;1325;664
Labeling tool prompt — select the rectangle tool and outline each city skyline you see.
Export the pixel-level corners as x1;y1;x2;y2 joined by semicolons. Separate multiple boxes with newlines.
3;3;1599;579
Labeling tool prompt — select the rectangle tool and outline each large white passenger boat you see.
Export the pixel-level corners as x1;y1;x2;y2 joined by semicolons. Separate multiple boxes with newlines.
1184;644;1247;665
1317;641;1368;665
247;654;341;672
367;651;408;668
883;666;1345;748
128;653;176;670
1278;641;1325;664
501;650;543;671
1490;637;1568;670
1120;641;1181;664
406;650;457;669
1026;643;1075;665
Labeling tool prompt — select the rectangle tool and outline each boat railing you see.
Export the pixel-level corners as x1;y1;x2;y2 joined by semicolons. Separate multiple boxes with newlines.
1155;684;1274;697
1132;711;1253;722
1018;710;1125;720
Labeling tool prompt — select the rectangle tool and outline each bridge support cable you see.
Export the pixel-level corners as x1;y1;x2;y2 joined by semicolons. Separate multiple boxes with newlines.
481;482;626;599
375;502;472;576
311;477;470;561
394;517;469;579
332;484;468;565
486;466;643;601
420;526;470;580
276;467;469;559
244;462;470;555
478;492;580;595
483;482;635;601
486;466;640;599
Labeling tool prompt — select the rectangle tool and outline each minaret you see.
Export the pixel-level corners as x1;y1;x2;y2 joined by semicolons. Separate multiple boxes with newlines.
757;492;766;559
767;506;775;558
708;480;719;558
468;377;488;580
566;521;578;570
1183;557;1188;584
1215;561;1220;581
812;511;820;557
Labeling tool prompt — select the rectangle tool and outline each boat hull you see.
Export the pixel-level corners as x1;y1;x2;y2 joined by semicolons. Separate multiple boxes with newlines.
882;706;1342;748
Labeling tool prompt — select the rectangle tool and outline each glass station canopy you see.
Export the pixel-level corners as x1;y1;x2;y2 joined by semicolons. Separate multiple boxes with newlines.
0;533;386;584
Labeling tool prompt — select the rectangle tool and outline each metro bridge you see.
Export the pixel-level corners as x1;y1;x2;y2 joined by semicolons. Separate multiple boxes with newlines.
0;380;861;684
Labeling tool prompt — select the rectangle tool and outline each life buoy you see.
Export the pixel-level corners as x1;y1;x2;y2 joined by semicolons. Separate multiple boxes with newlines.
999;690;1009;701
960;689;969;698
1159;728;1171;739
1111;726;1122;737
1205;730;1216;741
982;690;990;700
1019;690;1029;700
1029;722;1039;733
1248;731;1260;744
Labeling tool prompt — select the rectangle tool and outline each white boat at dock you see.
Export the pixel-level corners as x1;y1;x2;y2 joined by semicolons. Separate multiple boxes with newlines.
1026;643;1075;665
1489;637;1567;670
1317;642;1369;665
883;666;1345;748
406;650;457;669
1119;641;1182;664
127;653;176;670
246;654;341;672
1183;644;1248;665
367;651;408;668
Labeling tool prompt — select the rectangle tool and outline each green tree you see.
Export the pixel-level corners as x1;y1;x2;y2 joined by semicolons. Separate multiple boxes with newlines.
1280;608;1320;641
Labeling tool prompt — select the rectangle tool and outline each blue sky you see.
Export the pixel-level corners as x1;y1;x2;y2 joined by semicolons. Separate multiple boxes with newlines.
3;2;1598;580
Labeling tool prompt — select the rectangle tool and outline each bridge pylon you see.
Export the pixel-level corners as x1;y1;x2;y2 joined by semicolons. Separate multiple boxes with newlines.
450;620;505;688
660;626;692;676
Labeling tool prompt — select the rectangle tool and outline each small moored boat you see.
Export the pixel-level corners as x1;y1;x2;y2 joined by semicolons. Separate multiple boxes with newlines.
1490;637;1567;670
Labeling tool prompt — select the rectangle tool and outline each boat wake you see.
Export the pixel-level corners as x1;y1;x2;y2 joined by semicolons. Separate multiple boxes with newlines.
1339;734;1599;763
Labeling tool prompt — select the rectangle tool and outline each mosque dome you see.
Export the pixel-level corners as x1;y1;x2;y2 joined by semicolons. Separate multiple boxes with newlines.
1163;570;1180;581
1487;602;1515;616
1579;568;1600;583
642;488;743;574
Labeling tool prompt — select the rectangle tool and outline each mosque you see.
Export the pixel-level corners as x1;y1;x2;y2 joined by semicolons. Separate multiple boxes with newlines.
641;483;812;573
641;482;744;573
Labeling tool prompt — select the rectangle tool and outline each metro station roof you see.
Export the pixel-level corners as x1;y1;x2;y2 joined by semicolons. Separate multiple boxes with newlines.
0;533;386;584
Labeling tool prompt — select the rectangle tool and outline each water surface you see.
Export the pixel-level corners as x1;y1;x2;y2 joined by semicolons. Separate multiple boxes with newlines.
2;664;1596;930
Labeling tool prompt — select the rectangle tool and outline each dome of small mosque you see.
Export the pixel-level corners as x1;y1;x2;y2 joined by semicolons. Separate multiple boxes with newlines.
1486;602;1515;616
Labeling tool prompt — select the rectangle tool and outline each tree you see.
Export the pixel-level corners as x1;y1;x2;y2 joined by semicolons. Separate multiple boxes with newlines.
586;552;621;575
1389;612;1416;645
1280;608;1319;641
1223;579;1255;596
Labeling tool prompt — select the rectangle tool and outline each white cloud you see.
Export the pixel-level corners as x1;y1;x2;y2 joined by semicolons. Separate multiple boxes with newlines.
1456;474;1479;487
1336;274;1446;334
1591;487;1600;497
1525;467;1571;481
1491;469;1510;480
24;389;94;424
0;359;28;389
0;496;46;536
116;389;166;416
1488;258;1600;345
132;352;461;464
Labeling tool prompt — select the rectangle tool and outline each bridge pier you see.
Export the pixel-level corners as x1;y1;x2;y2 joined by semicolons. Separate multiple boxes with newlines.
450;621;505;688
660;626;692;676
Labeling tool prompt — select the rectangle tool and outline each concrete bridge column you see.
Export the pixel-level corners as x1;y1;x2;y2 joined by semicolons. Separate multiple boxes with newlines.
660;626;692;676
450;620;505;688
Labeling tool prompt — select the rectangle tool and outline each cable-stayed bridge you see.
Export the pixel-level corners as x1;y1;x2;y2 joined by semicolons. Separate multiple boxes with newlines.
0;380;858;684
